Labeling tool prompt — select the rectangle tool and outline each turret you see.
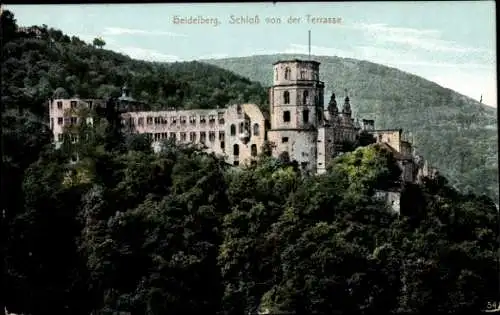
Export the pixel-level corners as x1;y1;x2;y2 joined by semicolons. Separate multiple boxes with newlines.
121;84;130;98
328;92;338;116
342;89;352;117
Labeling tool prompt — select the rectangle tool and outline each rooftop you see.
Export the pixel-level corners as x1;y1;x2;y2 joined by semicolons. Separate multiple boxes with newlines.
272;59;321;66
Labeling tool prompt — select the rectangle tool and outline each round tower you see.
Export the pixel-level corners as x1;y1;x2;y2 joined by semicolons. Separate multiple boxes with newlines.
267;59;325;172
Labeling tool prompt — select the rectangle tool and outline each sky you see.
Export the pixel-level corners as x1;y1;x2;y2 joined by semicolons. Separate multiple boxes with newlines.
6;1;497;107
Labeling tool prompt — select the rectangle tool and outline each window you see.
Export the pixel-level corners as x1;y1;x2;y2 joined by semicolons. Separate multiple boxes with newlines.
209;115;215;124
233;144;239;156
233;161;239;166
239;122;244;133
138;117;144;126
218;112;225;124
189;132;196;142
300;70;305;79
303;109;309;123
146;116;153;125
282;137;289;143
180;132;187;141
303;90;309;105
283;111;290;122
251;144;257;157
230;124;236;136
189;116;196;124
154;117;160;125
180;116;186;124
57;101;63;109
57;133;63;142
70;101;77;108
57;117;63;125
70;117;77;125
284;67;291;80
253;123;260;136
209;131;216;142
88;101;93;109
200;132;206;143
170;132;176;140
283;91;290;104
219;131;225;141
220;141;225;150
200;115;206;124
170;116;177;124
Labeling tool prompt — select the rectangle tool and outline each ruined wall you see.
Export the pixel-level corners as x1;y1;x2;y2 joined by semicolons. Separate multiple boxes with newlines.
49;98;104;146
124;107;226;156
368;129;402;152
268;129;318;172
317;126;335;174
224;103;267;166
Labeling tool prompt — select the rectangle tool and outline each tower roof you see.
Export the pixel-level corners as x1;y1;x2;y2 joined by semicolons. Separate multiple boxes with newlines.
272;59;320;66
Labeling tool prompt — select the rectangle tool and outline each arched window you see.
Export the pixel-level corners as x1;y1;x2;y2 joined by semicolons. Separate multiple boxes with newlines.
239;122;244;133
283;91;290;104
251;144;257;157
230;124;236;136
233;144;239;156
284;67;291;80
303;90;309;105
283;111;291;122
303;109;309;123
253;123;260;136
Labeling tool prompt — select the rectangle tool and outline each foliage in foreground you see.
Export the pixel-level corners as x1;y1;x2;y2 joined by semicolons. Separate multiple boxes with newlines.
2;101;498;315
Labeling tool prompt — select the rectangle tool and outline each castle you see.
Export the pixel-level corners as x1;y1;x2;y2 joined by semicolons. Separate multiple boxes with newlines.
48;59;436;212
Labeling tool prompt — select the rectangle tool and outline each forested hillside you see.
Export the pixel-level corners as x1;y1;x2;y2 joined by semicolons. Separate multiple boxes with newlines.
0;11;268;119
204;55;498;202
2;10;499;315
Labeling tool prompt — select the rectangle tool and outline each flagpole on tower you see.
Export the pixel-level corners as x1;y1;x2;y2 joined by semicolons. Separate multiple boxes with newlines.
308;30;311;60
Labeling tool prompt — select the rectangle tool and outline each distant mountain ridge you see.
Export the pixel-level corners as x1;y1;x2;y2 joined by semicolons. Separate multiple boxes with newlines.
203;54;498;201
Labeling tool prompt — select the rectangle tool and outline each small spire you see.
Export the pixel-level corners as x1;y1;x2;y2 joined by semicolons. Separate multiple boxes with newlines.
342;89;351;116
328;92;338;115
328;92;337;106
480;94;483;104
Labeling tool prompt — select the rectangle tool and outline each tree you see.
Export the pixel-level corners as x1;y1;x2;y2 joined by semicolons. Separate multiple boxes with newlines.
92;37;106;49
0;10;18;45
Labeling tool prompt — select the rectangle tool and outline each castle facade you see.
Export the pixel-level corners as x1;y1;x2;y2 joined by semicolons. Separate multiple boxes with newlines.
49;59;435;211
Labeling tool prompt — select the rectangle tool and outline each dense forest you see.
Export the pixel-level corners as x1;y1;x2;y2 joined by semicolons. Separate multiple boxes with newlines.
1;10;499;315
205;55;499;202
0;11;268;120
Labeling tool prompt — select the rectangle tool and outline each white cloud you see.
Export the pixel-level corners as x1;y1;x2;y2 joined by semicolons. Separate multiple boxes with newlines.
355;45;493;69
285;44;352;57
197;53;230;60
344;23;490;54
103;27;187;37
115;46;181;62
428;72;497;107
